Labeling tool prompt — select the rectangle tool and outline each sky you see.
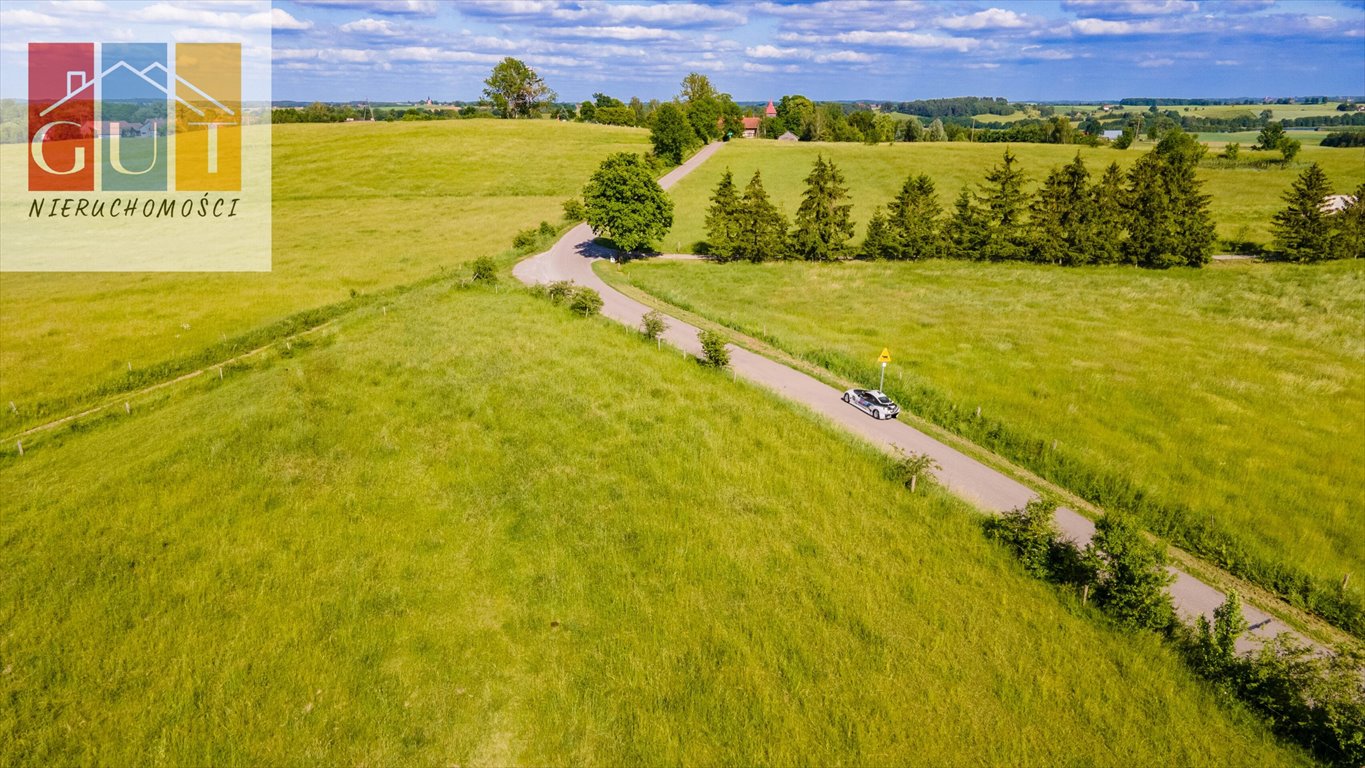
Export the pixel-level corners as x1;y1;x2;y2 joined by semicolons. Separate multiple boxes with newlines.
1;0;1363;103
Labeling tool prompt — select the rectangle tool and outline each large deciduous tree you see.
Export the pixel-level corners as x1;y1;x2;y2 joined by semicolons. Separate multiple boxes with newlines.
482;57;555;118
582;153;674;254
791;155;854;261
649;102;697;165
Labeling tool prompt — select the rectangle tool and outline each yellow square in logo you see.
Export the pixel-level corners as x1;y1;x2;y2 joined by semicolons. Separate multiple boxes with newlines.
175;43;240;191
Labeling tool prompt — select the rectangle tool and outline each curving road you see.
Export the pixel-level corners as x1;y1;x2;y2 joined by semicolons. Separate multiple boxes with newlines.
514;141;1313;654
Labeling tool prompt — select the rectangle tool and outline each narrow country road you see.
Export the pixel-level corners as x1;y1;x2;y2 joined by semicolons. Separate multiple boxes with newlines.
514;141;1312;654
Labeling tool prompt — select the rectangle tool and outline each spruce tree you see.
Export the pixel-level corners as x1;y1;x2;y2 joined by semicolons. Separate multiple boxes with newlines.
1331;183;1365;260
1030;154;1096;265
1272;162;1334;262
791;155;854;261
859;209;897;260
945;188;989;259
887;173;943;260
1091;162;1128;264
733;170;788;262
1123;133;1215;268
977;149;1032;261
704;169;742;261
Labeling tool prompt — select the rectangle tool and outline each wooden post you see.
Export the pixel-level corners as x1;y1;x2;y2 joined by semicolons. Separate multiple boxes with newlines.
124;402;130;415
974;406;981;418
1081;584;1090;605
218;367;224;380
16;441;22;456
1344;573;1352;590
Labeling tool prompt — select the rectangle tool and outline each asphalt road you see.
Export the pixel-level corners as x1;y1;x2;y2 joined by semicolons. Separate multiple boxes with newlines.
513;141;1313;654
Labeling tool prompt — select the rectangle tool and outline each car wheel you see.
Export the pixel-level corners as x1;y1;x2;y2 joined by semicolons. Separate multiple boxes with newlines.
873;408;883;419
843;393;850;403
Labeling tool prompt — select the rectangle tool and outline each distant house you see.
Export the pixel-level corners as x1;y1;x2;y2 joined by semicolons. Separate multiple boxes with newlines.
777;131;798;141
138;119;161;137
716;115;764;138
765;100;777;118
1101;129;1123;140
1321;194;1357;214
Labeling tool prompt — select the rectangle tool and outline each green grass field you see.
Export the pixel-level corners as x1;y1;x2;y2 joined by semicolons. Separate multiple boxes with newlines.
660;140;1364;254
0;283;1307;766
0;120;649;415
1056;103;1354;121
613;258;1365;608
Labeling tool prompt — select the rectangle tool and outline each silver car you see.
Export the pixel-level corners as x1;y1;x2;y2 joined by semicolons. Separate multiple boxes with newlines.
842;388;900;420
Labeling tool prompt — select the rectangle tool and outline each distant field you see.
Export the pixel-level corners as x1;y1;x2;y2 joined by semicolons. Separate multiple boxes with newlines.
0;120;650;413
1195;129;1337;146
1057;103;1353;121
614;258;1365;612
0;284;1306;766
661;140;1364;253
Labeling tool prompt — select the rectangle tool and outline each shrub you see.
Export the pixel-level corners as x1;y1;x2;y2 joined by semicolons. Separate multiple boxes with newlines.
471;256;497;283
546;280;576;305
697;329;730;368
641;309;668;340
538;220;556;238
983;497;1060;580
891;450;939;494
562;198;586;220
568;287;603;317
513;228;538;249
1086;513;1175;631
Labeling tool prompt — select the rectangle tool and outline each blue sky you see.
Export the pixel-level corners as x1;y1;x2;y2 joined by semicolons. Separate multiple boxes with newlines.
2;1;1362;103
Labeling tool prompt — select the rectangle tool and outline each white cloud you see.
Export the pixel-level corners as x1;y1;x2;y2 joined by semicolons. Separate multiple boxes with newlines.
1137;56;1176;67
548;25;683;41
746;44;799;59
0;8;66;27
263;8;312;31
939;8;1029;30
339;17;399;36
831;29;980;51
293;0;438;16
1070;17;1164;35
1060;0;1199;18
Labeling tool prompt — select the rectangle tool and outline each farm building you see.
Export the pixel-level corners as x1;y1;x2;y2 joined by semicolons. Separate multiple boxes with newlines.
777;131;799;141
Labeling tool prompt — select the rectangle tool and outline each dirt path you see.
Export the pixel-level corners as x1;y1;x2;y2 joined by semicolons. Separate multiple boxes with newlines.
513;141;1318;655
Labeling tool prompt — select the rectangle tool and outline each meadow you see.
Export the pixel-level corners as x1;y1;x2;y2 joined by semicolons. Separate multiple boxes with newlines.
0;119;649;418
0;283;1307;766
656;140;1365;254
613;258;1365;625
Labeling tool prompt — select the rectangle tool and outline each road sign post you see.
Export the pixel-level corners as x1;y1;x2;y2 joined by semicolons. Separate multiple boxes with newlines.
877;347;891;391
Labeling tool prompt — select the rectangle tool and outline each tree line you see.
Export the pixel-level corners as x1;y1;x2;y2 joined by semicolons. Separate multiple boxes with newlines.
706;132;1223;268
704;134;1363;266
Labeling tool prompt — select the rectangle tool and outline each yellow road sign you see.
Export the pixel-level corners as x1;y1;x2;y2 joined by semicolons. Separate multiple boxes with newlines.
878;347;891;364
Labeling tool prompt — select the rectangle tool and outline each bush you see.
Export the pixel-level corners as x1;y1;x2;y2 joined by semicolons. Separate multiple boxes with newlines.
538;220;556;238
569;287;603;317
983;497;1061;580
697;329;730;368
471;256;497;283
891;450;939;494
641;309;668;340
562;198;586;220
1086;513;1175;631
546;281;576;305
513;228;538;249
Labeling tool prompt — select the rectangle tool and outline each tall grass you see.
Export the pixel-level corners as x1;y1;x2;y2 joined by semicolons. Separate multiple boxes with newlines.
616;258;1365;635
0;120;650;411
0;287;1306;766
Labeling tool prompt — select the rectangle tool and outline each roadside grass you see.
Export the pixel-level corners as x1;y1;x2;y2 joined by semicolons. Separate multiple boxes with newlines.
0;120;649;412
615;258;1365;630
659;140;1364;253
0;285;1307;766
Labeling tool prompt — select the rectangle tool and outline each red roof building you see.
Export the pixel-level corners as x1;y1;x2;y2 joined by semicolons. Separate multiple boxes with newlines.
764;99;777;117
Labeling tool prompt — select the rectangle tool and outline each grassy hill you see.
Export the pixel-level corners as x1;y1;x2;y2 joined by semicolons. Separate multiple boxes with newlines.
0;120;650;416
656;140;1364;254
612;257;1365;630
0;282;1307;766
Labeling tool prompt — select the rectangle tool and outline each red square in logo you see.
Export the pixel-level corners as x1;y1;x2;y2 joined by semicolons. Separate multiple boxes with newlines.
28;43;95;192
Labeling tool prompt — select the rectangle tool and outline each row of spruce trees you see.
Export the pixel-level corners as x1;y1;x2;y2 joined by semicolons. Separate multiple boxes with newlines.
705;132;1363;266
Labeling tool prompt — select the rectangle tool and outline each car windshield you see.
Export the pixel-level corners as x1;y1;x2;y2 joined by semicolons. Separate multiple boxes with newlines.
874;396;892;405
